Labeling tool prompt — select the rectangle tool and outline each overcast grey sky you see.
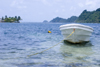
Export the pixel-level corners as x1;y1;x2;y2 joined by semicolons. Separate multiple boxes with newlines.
0;0;100;22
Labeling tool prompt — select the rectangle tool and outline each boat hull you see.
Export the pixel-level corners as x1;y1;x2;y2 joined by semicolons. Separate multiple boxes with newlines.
60;24;93;43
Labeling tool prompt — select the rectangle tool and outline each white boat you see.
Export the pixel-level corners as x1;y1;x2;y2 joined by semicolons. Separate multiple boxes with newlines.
60;23;93;43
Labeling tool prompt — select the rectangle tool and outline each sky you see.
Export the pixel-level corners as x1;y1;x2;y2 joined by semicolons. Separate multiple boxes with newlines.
0;0;100;22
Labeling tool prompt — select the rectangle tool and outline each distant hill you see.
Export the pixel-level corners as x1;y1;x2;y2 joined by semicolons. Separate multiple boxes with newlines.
43;20;48;23
76;8;100;23
50;16;78;23
50;17;67;22
66;16;78;22
48;8;100;23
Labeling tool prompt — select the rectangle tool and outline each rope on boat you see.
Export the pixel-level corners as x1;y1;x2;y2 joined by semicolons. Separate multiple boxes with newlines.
27;29;75;57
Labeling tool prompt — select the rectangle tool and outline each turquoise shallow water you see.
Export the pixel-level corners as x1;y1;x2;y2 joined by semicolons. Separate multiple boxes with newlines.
0;23;100;67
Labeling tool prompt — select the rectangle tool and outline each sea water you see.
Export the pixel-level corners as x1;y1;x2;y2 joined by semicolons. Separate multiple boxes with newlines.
0;23;100;67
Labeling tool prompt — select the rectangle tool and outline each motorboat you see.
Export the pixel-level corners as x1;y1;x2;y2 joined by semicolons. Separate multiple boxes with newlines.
59;23;93;43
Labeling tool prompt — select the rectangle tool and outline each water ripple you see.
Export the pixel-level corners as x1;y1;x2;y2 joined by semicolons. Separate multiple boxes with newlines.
0;23;100;67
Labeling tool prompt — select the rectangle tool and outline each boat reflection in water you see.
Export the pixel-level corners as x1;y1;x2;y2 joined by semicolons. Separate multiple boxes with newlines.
60;40;94;65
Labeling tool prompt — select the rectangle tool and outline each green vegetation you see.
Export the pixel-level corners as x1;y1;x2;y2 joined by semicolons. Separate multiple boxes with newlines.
76;8;100;23
1;15;22;23
50;16;77;23
50;17;67;22
50;8;100;23
66;16;78;22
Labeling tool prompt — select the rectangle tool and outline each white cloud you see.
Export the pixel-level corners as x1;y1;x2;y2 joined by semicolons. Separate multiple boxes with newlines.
0;0;100;22
70;6;76;11
85;0;94;6
85;0;100;9
41;0;52;6
78;3;84;8
10;0;27;9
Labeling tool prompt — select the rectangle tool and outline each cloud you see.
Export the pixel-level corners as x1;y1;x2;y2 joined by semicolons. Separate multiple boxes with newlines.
85;0;94;6
70;6;76;11
78;3;84;8
41;0;52;6
85;0;100;9
10;0;27;9
0;0;100;22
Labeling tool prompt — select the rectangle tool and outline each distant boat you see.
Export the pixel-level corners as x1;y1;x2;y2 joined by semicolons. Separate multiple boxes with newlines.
60;23;93;43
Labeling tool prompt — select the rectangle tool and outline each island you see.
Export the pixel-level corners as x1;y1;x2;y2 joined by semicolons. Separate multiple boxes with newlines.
76;8;100;23
43;20;48;23
50;8;100;23
0;15;22;23
50;16;78;23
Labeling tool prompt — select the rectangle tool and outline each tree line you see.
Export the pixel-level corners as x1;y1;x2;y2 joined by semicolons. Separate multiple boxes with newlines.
50;16;78;23
50;8;100;23
1;15;22;23
76;8;100;23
